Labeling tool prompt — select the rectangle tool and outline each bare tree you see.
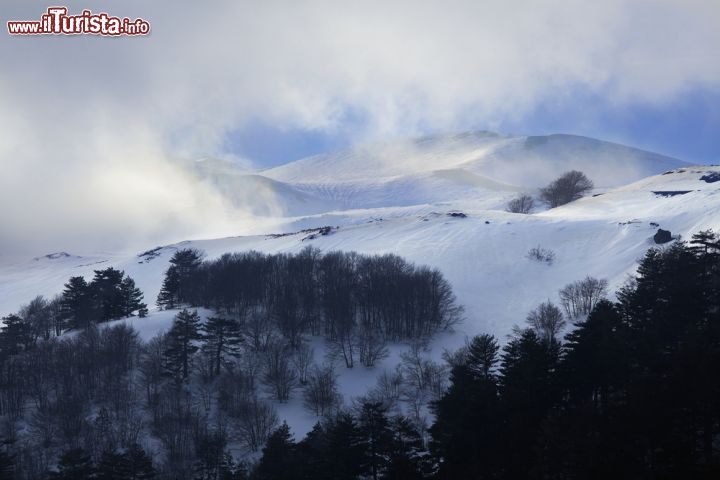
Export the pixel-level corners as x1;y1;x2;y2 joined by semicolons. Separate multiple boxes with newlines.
139;334;167;409
302;364;341;417
262;341;297;402
291;342;314;385
235;395;278;451
356;323;389;368
559;276;609;319
20;295;52;341
399;341;448;400
527;301;566;343
218;369;256;417
527;246;556;265
540;170;594;207
506;194;535;214
370;369;404;410
242;309;276;353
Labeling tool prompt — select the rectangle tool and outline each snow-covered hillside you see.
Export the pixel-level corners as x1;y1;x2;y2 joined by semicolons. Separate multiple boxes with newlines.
180;132;687;217
0;135;714;437
2;163;717;337
258;132;683;210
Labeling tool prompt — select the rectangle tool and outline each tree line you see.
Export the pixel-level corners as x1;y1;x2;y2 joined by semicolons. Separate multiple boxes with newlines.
60;267;147;331
249;230;720;479
157;247;462;367
428;230;720;479
0;231;716;478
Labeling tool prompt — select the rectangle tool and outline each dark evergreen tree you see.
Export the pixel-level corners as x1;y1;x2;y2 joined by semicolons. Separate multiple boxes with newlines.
562;299;628;411
294;422;327;480
0;314;33;359
253;423;297;480
97;451;130;480
465;333;499;380
89;267;126;322
156;265;180;310
219;456;248;480
194;430;227;480
61;275;94;329
157;249;204;309
120;276;146;317
497;328;561;478
358;402;393;480
385;416;426;480
163;309;202;380
49;448;96;479
430;338;501;478
124;443;157;480
322;413;368;480
202;317;243;376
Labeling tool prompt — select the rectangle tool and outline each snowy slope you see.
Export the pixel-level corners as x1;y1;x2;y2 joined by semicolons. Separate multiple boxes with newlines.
185;132;686;218
0;136;712;438
263;131;684;188
3;165;718;334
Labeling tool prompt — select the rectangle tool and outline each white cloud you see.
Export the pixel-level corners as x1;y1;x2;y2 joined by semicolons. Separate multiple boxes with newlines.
0;0;718;253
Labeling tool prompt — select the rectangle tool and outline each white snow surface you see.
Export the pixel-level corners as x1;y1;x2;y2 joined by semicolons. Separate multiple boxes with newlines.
1;133;717;437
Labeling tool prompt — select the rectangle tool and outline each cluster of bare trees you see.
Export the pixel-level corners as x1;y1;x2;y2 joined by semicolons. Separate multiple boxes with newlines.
559;276;609;319
0;318;271;478
0;323;150;476
519;276;608;342
160;247;463;369
540;170;594;208
527;246;556;265
505;171;594;214
0;246;467;477
506;194;535;214
350;341;450;442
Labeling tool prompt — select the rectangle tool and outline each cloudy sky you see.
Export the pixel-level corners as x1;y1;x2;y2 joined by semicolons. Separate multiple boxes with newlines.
1;0;718;253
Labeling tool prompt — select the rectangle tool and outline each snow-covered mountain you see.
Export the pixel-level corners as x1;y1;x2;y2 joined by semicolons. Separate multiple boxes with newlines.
1;133;715;436
185;132;687;216
0;132;706;323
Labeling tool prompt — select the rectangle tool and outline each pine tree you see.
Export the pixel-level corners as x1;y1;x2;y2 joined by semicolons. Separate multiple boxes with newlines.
0;314;33;359
323;413;368;480
194;430;227;480
120;277;146;317
430;358;500;478
385;416;426;480
97;451;129;480
163;309;202;380
61;276;94;329
50;448;96;479
294;422;326;480
218;455;248;480
253;423;297;480
156;249;204;309
358;402;393;480
156;265;180;310
125;443;156;480
202;317;243;376
89;267;126;322
465;333;499;380
688;229;720;256
498;328;561;478
563;299;628;411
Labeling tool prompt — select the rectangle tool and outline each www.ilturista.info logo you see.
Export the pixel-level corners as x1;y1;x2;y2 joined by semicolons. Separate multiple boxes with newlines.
7;7;150;36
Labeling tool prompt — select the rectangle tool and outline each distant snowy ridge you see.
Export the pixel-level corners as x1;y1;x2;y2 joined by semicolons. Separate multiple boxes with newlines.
190;132;687;218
